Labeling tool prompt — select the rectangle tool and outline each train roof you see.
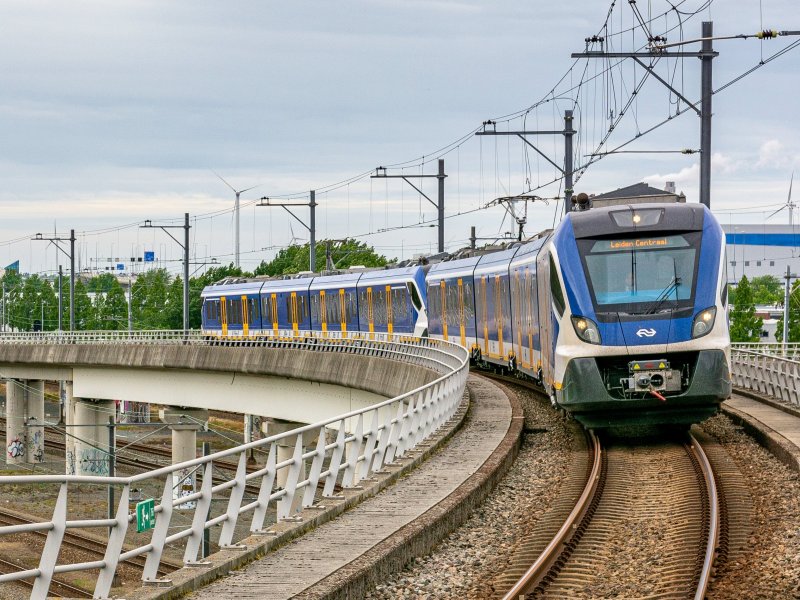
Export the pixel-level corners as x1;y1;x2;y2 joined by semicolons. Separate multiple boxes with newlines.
200;280;264;298
427;255;481;280
357;265;423;285
259;276;315;293
307;272;362;290
473;246;520;275
568;202;706;239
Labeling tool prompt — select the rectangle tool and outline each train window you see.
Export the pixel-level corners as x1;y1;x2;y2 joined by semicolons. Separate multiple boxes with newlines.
408;283;423;311
549;254;566;317
310;294;320;322
346;291;356;322
262;296;274;324
248;298;259;322
392;288;408;321
359;289;370;324
373;288;387;326
326;291;341;325
720;250;729;306
297;294;307;323
448;283;460;327
227;298;242;325
463;281;475;321
285;296;293;323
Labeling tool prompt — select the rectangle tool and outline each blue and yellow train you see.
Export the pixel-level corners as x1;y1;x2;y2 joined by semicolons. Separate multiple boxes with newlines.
201;266;428;340
202;201;731;428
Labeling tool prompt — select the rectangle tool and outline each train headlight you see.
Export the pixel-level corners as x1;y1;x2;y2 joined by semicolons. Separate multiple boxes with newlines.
692;307;717;338
571;316;601;345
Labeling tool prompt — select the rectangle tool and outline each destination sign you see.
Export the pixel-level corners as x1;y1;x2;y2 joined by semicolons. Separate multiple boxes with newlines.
591;235;688;253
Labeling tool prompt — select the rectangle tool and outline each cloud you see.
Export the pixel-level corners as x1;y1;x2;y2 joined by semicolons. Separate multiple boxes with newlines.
756;139;785;168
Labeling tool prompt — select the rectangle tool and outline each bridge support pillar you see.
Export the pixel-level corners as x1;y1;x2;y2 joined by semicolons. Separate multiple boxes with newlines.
73;399;115;476
26;380;45;465
5;380;26;466
64;383;78;475
159;406;208;507
263;418;314;516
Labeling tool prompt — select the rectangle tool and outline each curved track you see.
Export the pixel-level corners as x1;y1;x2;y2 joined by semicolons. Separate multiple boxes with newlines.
500;427;720;599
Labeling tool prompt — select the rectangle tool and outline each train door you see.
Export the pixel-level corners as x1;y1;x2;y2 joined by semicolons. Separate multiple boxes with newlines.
457;278;466;348
480;276;489;355
241;295;249;337
220;295;228;337
385;285;393;337
320;290;328;334
439;280;447;340
495;275;504;358
290;292;299;336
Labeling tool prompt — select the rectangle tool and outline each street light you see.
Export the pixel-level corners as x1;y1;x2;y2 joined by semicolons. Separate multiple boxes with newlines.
140;214;191;337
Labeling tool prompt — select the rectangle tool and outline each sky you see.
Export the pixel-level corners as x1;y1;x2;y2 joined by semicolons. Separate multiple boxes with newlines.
0;0;798;276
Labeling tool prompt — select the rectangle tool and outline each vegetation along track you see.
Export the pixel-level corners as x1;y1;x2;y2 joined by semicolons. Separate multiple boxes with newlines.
503;430;720;598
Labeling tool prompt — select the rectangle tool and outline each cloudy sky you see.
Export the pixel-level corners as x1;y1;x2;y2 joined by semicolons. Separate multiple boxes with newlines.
0;0;798;275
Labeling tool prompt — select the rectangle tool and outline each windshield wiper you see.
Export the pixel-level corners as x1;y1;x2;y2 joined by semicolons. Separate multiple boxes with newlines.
645;277;681;315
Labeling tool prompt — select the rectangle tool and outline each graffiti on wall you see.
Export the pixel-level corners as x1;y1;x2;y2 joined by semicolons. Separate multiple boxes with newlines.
78;448;109;476
66;450;76;475
7;437;24;459
27;429;44;463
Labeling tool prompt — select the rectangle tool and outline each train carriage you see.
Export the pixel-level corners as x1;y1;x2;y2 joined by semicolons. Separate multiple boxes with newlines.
472;247;517;368
544;202;731;427
257;276;312;338
508;237;548;379
355;266;427;339
308;272;360;338
426;256;480;350
200;280;263;338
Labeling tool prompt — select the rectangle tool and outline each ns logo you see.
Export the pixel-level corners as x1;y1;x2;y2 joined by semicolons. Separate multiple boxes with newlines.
636;328;657;338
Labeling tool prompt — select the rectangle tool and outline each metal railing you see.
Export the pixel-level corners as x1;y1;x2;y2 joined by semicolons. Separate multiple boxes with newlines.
0;334;469;599
731;344;800;406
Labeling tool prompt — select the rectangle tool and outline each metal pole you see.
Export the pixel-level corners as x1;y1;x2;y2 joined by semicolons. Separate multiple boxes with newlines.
70;229;75;330
784;265;791;354
183;213;190;336
564;110;575;214
235;191;241;269
699;21;714;208
58;266;63;331
437;159;445;253
128;276;133;333
201;441;211;559
108;415;115;535
309;191;317;272
470;226;476;250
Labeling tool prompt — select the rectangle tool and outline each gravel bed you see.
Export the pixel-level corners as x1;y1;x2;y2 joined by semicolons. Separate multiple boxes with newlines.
701;413;800;599
365;382;573;600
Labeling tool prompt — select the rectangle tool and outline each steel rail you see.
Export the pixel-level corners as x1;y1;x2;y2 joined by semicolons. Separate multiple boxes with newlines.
501;429;603;600
687;432;720;600
0;557;92;598
0;510;181;575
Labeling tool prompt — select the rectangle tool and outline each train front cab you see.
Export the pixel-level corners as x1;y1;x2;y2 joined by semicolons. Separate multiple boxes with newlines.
546;204;731;428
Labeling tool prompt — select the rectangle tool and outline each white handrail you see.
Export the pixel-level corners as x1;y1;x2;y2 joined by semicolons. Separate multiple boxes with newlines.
0;333;469;599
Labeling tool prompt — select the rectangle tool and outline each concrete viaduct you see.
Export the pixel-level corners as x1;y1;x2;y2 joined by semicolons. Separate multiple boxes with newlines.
1;339;438;478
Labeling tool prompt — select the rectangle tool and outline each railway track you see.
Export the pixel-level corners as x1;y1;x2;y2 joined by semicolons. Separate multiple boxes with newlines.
0;508;182;576
0;557;92;598
500;429;720;599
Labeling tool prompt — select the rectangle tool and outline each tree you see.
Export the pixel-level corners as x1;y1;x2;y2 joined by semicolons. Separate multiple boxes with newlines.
776;279;800;343
92;277;128;330
750;275;783;305
164;276;184;330
729;275;762;342
253;239;391;276
131;269;171;330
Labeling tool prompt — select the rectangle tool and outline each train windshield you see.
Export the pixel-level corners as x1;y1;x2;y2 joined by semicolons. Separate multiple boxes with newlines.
578;232;701;315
